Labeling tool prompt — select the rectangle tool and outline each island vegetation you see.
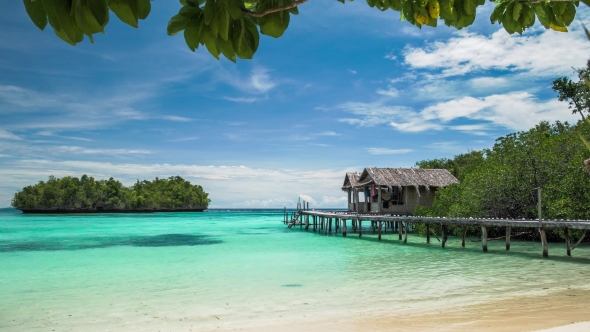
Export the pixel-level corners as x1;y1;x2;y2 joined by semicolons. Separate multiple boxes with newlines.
412;66;590;241
11;175;210;213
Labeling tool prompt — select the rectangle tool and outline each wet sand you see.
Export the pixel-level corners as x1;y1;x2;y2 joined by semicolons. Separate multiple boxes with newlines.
233;289;590;332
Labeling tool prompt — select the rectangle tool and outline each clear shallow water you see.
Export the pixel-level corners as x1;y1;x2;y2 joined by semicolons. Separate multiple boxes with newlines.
1;209;590;331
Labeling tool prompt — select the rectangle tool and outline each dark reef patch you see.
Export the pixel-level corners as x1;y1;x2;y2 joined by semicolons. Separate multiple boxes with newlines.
281;284;302;287
0;234;221;252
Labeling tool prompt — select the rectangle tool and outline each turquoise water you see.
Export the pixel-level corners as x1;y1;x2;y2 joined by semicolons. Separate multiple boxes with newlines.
1;209;590;331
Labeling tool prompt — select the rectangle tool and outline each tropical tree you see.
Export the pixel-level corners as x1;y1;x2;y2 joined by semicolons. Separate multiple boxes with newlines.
552;68;590;121
22;0;585;62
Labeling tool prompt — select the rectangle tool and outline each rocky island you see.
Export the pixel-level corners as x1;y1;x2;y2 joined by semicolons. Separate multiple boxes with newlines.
11;175;209;214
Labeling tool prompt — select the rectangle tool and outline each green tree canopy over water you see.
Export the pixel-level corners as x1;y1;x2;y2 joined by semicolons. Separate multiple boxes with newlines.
23;0;586;62
414;120;590;240
11;175;210;211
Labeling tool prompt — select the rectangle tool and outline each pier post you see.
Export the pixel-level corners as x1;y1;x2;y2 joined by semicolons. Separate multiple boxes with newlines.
284;207;286;224
462;227;467;248
305;215;309;231
398;221;402;240
300;214;302;229
343;220;347;237
426;223;430;244
506;226;511;251
359;220;362;238
540;228;548;258
313;216;316;232
404;222;408;244
481;226;488;252
378;221;382;241
565;228;571;256
329;218;332;233
441;224;448;248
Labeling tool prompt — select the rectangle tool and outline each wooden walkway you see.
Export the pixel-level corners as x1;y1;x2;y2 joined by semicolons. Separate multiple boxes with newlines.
284;210;590;258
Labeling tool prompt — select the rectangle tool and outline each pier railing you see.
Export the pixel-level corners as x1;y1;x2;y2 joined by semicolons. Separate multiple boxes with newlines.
284;209;590;258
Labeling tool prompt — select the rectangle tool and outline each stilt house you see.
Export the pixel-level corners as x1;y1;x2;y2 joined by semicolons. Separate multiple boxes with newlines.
342;168;459;215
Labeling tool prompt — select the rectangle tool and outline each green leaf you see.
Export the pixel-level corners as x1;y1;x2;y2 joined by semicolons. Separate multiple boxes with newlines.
229;0;243;19
87;0;109;28
204;0;215;24
167;13;190;35
200;29;219;59
135;0;150;19
184;17;202;51
217;34;236;62
463;0;475;16
561;2;576;26
490;1;507;24
54;0;79;44
533;3;550;28
179;5;202;18
108;0;138;28
24;0;48;30
215;0;230;40
259;11;290;38
512;1;522;22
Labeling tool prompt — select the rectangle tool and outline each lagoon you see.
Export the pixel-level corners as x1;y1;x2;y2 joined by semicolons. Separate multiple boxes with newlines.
1;209;590;331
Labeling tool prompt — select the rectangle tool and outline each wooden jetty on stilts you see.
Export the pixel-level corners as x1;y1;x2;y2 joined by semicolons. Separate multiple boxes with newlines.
285;209;590;258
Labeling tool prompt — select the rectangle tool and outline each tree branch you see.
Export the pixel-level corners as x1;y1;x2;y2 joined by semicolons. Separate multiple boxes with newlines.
242;0;308;18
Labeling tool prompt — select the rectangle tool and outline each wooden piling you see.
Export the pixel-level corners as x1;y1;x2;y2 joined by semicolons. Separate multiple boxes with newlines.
403;222;408;244
506;226;511;251
378;221;382;241
441;224;448;248
565;227;571;256
305;215;309;231
426;223;430;244
359;220;362;238
398;221;402;240
462;227;467;248
481;226;488;252
329;218;332;233
343;220;347;237
540;228;548;258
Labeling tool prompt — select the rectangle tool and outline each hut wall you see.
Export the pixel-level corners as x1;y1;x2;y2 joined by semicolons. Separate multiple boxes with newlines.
376;187;437;214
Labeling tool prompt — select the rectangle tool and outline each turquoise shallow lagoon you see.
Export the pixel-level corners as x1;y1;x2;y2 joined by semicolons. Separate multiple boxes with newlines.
1;209;590;331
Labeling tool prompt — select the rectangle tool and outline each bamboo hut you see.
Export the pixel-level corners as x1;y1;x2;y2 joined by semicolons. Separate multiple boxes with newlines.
341;168;459;215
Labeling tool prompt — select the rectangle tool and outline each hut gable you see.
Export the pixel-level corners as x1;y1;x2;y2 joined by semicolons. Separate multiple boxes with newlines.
355;167;459;189
342;172;361;190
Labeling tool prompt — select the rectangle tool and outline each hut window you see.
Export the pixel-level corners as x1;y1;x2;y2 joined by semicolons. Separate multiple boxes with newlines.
391;187;404;205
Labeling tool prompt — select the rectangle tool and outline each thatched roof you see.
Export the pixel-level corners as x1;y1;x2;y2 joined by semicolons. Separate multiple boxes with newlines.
346;168;459;191
342;172;361;190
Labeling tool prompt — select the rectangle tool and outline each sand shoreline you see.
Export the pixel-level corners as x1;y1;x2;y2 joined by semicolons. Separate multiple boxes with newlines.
226;288;590;332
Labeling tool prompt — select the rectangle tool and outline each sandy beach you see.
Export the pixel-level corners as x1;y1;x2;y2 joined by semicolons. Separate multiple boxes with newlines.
232;289;590;332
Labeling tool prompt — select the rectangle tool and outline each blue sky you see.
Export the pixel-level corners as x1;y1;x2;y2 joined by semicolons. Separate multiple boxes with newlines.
1;1;589;208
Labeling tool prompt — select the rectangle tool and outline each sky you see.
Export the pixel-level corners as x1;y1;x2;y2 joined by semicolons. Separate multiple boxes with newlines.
1;1;589;208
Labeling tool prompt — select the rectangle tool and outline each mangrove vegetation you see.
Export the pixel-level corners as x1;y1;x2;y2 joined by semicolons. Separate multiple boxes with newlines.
11;175;210;213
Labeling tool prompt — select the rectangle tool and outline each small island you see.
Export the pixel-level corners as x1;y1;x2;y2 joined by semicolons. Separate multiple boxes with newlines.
11;175;210;214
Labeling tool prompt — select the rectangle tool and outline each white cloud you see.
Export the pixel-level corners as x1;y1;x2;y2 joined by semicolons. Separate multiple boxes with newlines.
318;131;340;136
54;146;152;155
299;194;317;205
366;148;413;155
376;87;399;97
168;136;199;142
420;91;577;130
0;129;22;140
224;97;258;103
250;68;276;93
348;69;357;74
318;196;348;207
469;77;510;89
162;115;193;122
404;29;590;77
337;102;413;127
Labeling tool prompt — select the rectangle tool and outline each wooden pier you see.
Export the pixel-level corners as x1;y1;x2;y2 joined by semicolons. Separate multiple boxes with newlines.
285;210;590;258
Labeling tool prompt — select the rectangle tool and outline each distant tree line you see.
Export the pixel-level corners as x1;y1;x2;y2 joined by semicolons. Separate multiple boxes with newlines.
414;120;590;241
11;175;210;212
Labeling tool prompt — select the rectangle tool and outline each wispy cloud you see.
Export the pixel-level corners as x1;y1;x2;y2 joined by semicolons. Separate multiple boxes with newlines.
162;115;193;122
168;136;199;142
250;67;276;93
337;102;413;127
366;148;413;155
224;97;258;103
0;129;22;140
54;146;152;155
